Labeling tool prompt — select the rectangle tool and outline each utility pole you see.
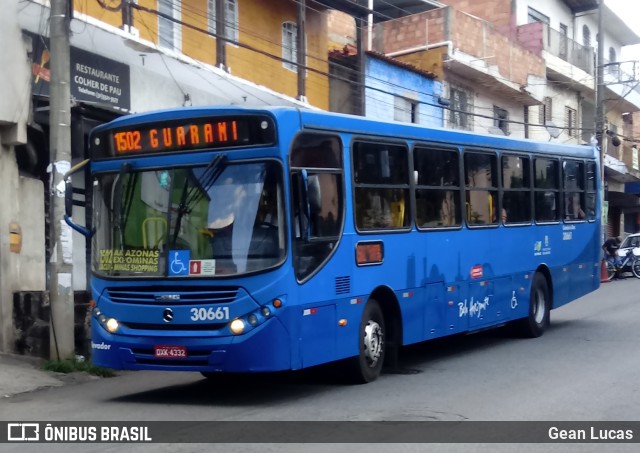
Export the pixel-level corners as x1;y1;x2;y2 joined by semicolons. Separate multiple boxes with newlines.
49;0;75;360
595;0;606;243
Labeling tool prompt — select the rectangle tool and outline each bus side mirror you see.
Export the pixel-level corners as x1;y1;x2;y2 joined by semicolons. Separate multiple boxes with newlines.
64;159;93;237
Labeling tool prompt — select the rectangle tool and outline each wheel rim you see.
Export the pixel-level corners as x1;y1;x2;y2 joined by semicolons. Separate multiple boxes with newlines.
363;320;384;368
532;287;546;325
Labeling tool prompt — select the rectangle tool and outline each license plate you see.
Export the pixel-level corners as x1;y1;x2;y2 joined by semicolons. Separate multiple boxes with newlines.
154;345;187;359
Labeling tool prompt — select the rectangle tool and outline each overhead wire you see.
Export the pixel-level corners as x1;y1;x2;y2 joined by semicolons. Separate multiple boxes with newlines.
84;0;629;140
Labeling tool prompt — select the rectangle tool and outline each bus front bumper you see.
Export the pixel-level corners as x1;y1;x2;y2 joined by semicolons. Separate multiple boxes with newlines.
90;316;293;373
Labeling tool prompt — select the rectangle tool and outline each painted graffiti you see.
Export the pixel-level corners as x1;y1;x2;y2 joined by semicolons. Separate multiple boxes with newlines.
458;296;490;318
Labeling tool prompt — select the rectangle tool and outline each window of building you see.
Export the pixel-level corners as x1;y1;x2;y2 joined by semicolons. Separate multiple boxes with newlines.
559;23;568;59
583;25;591;48
282;22;298;71
534;158;560;222
539;97;552;125
394;97;419;123
565;106;577;137
158;0;181;51
208;0;239;42
414;147;461;228
608;47;619;77
527;7;549;24
493;106;509;135
527;7;550;41
353;142;410;230
464;152;498;225
450;87;470;130
501;155;531;224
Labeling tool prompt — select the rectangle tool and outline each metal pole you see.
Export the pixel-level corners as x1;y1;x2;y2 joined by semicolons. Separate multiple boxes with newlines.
595;0;606;243
297;0;306;101
49;0;75;360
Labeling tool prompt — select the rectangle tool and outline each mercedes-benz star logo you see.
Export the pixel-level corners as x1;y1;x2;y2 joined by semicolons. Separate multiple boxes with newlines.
162;308;174;323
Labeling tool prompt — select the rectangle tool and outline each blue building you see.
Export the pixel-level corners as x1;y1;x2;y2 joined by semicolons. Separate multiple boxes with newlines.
329;49;443;127
364;51;443;128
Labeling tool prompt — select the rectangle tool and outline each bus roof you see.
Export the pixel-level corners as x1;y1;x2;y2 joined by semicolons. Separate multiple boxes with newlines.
295;109;597;159
93;105;597;160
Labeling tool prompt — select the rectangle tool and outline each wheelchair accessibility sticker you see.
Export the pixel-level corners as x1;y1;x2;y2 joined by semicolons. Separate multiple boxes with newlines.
169;250;190;276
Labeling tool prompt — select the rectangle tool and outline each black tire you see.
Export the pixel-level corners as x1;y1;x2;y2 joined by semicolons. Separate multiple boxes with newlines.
631;258;640;279
345;299;386;384
513;273;550;338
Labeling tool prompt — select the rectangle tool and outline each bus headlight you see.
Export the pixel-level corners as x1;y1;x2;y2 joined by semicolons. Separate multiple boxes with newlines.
105;318;119;333
229;319;245;335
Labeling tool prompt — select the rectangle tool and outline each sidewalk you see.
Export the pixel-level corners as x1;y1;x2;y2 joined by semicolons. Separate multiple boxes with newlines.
0;353;64;397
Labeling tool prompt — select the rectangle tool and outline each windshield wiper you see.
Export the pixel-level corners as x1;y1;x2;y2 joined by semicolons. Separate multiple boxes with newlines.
171;154;227;247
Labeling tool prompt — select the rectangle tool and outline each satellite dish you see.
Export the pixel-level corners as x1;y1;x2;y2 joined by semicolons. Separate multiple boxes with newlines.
545;121;561;139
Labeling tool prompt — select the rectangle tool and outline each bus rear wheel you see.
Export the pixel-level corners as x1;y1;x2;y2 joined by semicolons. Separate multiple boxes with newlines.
513;273;550;338
346;299;386;384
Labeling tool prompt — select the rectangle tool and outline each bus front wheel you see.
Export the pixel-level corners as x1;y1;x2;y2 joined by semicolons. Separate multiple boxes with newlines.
513;273;550;338
346;299;386;384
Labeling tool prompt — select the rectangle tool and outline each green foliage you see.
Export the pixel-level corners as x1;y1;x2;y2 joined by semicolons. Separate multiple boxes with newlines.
43;359;115;378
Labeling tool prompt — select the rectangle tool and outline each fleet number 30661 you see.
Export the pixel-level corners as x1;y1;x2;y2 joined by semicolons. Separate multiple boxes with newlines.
190;307;230;321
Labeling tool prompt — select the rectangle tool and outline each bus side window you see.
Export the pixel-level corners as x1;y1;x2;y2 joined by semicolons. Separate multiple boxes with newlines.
502;154;531;224
414;146;461;228
464;151;498;226
353;141;410;231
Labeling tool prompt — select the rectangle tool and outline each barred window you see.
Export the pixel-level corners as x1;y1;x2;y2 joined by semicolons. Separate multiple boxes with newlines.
565;107;577;137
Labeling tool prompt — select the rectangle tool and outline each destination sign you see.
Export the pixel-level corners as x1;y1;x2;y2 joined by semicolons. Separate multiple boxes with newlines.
92;115;275;158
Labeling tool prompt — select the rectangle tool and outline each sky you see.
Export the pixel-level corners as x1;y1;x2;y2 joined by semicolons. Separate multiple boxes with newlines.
605;0;640;61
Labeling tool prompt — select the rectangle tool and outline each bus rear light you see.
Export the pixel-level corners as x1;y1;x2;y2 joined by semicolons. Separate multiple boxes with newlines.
247;314;258;326
260;307;271;318
98;314;107;324
92;307;101;317
338;319;347;327
272;298;283;309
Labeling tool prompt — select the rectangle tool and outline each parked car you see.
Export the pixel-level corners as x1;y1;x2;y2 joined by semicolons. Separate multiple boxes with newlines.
617;233;640;258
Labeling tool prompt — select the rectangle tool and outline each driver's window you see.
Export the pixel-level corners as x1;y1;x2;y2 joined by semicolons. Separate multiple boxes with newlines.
290;134;344;281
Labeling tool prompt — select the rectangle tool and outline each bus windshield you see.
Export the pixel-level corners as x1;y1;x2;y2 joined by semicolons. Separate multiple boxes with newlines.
92;159;286;278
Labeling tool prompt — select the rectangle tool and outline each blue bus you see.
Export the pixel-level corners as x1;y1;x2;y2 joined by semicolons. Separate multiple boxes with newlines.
65;106;601;383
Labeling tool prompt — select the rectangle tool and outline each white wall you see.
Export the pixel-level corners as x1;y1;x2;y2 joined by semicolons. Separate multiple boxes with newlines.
0;0;30;145
515;0;627;62
528;85;582;144
473;92;527;138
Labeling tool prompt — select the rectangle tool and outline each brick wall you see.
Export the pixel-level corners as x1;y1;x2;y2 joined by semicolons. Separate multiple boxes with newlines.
327;10;356;51
375;7;544;87
438;0;514;36
374;9;447;55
